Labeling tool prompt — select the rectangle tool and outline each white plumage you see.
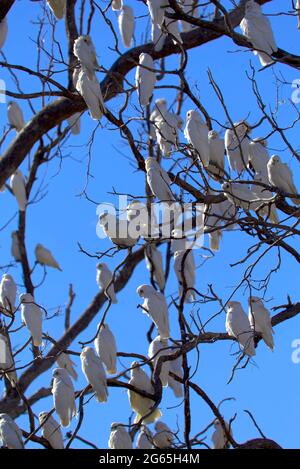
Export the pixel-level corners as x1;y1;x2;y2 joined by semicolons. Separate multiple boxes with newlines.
145;157;175;203
0;413;23;449
112;0;123;11
248;296;274;350
224;121;251;174
251;173;278;223
173;250;196;302
20;293;43;347
204;192;237;252
135;53;156;107
211;420;231;449
168;355;183;398
39;412;64;449
73;36;100;80
118;5;135;48
297;0;300;30
145;244;165;291
225;300;255;357
9;170;27;211
0;274;17;317
148;335;170;387
0;331;17;387
240;0;277;67
52;368;76;427
151;23;167;51
127;200;159;239
136;426;153;449
267;155;300;205
162;8;182;44
184;110;210;167
181;0;198;32
147;0;165;27
7;101;25;132
11;231;21;262
153;421;173;448
108;423;132;449
75;68;106;120
99;212;138;248
137;284;170;339
94;323;117;374
67;112;81;135
128;361;162;424
35;243;62;271
80;347;108;403
56;352;78;381
0;17;8;50
248;138;269;176
222;181;259;212
207;130;225;178
96;262;117;304
46;0;66;19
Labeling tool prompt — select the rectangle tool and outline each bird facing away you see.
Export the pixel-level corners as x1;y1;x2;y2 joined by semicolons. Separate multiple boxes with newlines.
75;68;106;120
56;352;78;381
148;335;170;387
153;421;174;449
145;157;175;203
0;413;24;449
9;170;27;211
224;121;251;174
94;323;117;375
108;423;132;449
39;412;64;449
207;130;225;178
118;5;135;48
35;243;62;271
96;262;118;304
135;53;156;107
0;273;17;317
7;101;25;132
248;296;274;350
184;109;210;168
225;300;256;357
136;426;153;449
80;347;108;403
137;284;170;339
51;367;76;427
267;155;300;205
46;0;66;19
20;293;43;347
173;250;196;303
248;138;269;177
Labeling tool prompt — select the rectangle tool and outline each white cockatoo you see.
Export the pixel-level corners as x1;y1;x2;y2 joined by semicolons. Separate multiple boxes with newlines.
225;301;255;357
162;7;182;44
67;112;81;135
267;155;300;205
248;296;274;350
112;0;123;10
148;335;170;387
108;423;132;449
94;323;117;375
204;192;237;252
147;0;165;27
20;293;43;347
137;284;170;339
11;231;21;262
96;263;117;304
211;420;231;449
7;101;25;132
153;421;174;448
224;121;251;174
136;426;153;449
173;250;196;302
184;110;210;167
135;53;156;107
51;368;76;427
0;331;17;387
145;157;175;203
39;412;64;449
150;98;182;154
99;212;138;248
9;170;27;211
251;173;278;224
155;118;177;157
75;68;106;120
248;138;269;177
127;200;159;239
0;413;23;449
181;0;198;32
46;0;66;19
240;0;277;67
35;243;62;271
297;0;300;29
0;274;17;317
73;36;100;80
128;361;162;424
222;181;259;212
144;244;165;292
207;130;225;178
150;98;169;135
168;354;183;398
56;352;78;381
118;5;135;48
80;347;108;403
0;17;8;50
151;22;167;51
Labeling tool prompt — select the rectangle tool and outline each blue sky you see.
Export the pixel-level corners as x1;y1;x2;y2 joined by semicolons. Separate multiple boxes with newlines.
0;0;300;449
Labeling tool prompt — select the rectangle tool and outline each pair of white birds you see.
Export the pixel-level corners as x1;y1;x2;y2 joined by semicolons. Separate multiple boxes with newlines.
226;297;274;357
108;421;173;449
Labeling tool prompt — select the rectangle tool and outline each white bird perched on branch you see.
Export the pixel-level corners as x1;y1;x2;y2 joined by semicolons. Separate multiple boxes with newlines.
73;36;100;80
35;243;62;271
204;191;237;252
240;0;277;67
207;130;225;178
248;138;269;177
20;293;43;347
94;323;117;374
108;423;132;449
211;419;232;449
148;335;170;387
153;421;174;448
222;181;259;212
248;296;274;350
173;250;196;302
224;121;251;174
75;68;106;120
225;300;255;357
184;109;210;168
0;331;17;387
251;173;278;224
127;200;159;239
147;0;165;27
145;157;175;203
80;347;108;403
144;244;165;292
56;352;78;381
168;355;183;398
0;17;8;50
128;361;162;424
46;0;66;19
0;274;17;317
267;154;300;205
9;170;27;211
51;368;76;427
11;231;21;262
135;53;156;107
136;426;153;449
99;212;138;248
96;262;117;304
162;8;183;44
137;284;170;339
39;412;64;449
151;22;167;51
7;101;25;132
67;112;81;135
118;5;135;48
0;413;23;449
